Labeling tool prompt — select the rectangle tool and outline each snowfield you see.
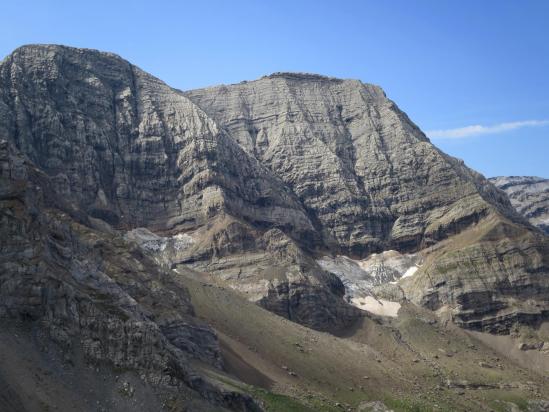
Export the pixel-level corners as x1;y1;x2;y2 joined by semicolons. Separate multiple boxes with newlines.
317;250;422;317
351;297;401;318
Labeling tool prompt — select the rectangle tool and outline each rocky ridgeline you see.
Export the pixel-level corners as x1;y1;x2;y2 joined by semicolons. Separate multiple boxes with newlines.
490;176;549;235
0;46;549;356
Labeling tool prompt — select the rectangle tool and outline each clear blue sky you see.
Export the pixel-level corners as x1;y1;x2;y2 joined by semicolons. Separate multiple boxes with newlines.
1;0;548;177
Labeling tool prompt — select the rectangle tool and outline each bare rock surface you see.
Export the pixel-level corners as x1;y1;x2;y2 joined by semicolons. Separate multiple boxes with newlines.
0;138;260;410
186;73;519;254
0;45;548;346
1;44;549;410
186;72;548;331
0;44;353;333
490;176;549;234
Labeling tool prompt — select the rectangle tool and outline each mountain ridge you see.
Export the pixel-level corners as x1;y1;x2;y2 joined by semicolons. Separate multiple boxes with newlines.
490;175;549;235
1;44;548;411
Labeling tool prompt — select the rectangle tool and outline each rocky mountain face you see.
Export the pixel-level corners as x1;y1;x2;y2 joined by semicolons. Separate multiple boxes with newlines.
1;44;549;410
0;137;261;410
490;176;549;235
0;45;358;334
1;44;547;332
185;73;549;332
185;73;518;254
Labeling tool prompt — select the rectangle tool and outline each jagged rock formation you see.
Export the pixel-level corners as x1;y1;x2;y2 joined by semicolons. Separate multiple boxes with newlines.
0;44;548;346
490;176;549;235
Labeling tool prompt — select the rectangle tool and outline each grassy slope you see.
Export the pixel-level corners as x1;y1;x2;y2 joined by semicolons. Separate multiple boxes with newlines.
177;271;549;412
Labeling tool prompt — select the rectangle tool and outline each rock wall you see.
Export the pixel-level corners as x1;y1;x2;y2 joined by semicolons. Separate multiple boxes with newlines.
490;176;549;235
186;73;519;255
0;139;261;411
1;45;547;337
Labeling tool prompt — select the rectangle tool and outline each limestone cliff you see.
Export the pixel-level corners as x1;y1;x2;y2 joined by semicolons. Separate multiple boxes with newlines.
186;72;519;254
1;44;547;342
0;45;355;333
0;139;261;410
490;176;549;235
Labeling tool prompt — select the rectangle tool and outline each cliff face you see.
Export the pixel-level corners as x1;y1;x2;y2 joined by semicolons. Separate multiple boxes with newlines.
0;45;360;333
0;46;315;239
185;73;517;254
1;44;547;343
185;73;549;332
0;140;260;411
490;176;549;235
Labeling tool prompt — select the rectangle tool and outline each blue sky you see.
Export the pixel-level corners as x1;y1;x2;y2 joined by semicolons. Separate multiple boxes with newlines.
1;0;548;177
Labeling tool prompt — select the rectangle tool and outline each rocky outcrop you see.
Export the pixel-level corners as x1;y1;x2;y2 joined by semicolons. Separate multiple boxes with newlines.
399;214;549;332
0;139;261;410
127;215;362;331
185;72;548;332
0;45;316;240
490;176;549;235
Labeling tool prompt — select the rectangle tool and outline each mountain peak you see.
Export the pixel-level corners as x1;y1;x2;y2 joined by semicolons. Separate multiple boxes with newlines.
4;44;129;68
1;44;549;411
263;71;346;82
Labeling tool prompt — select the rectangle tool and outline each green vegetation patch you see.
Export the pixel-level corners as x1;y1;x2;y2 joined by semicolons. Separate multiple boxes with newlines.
251;388;318;412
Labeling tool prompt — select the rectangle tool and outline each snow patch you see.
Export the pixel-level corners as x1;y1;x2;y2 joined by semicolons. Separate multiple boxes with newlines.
352;296;401;318
401;265;418;279
317;250;421;291
317;250;422;317
125;228;194;253
172;233;194;250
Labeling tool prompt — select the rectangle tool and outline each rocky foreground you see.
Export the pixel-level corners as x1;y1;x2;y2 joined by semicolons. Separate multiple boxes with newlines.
0;45;548;411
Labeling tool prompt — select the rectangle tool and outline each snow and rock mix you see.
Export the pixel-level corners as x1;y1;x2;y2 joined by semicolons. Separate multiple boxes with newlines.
317;250;422;317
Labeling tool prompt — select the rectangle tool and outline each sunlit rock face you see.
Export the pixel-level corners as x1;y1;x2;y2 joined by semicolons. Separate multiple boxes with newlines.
1;44;548;344
186;74;549;332
490;176;549;235
186;73;519;256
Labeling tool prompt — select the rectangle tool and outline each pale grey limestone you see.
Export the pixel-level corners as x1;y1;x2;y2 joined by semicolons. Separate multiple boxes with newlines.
490;176;549;235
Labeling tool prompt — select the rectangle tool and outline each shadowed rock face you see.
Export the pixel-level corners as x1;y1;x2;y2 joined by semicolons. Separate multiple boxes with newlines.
0;45;360;333
0;44;548;352
490;176;549;235
0;140;261;411
0;45;315;241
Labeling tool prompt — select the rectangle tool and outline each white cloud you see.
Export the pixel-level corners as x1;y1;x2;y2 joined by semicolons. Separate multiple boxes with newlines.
426;119;549;139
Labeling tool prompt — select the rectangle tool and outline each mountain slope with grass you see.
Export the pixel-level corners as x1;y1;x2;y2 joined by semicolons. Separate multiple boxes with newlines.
0;45;548;411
